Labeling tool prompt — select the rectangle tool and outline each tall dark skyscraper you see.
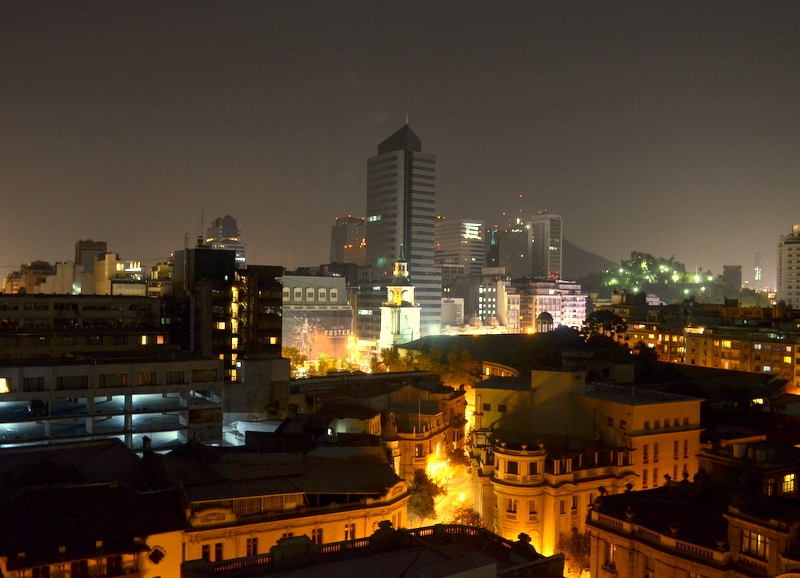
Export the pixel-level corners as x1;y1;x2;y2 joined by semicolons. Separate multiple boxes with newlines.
530;211;562;280
365;125;441;337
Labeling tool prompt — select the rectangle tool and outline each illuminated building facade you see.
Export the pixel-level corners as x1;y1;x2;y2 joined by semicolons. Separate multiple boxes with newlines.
205;215;246;269
683;326;800;383
446;267;520;331
282;274;353;361
588;482;800;578
165;444;410;560
530;211;562;280
434;217;485;281
365;124;441;337
778;223;800;308
92;252;146;296
470;372;703;552
514;279;587;331
330;215;366;265
0;356;224;449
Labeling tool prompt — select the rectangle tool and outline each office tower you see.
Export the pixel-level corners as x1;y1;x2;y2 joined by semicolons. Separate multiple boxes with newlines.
206;215;246;268
722;265;743;291
330;215;366;265
493;220;531;279
365;124;441;337
530;211;562;280
434;217;485;281
75;239;107;274
777;223;800;308
754;251;763;291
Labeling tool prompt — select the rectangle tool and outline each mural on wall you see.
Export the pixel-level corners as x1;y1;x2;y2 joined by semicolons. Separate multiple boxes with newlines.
283;309;353;360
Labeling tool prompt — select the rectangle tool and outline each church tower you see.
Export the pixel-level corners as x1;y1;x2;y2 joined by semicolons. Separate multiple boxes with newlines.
377;251;421;350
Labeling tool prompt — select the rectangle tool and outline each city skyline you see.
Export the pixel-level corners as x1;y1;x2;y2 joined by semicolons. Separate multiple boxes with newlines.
2;2;798;285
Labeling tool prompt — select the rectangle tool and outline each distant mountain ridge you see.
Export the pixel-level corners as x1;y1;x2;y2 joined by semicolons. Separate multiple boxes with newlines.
562;238;617;281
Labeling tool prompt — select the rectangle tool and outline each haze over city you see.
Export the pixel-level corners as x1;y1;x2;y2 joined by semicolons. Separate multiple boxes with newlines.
2;1;798;284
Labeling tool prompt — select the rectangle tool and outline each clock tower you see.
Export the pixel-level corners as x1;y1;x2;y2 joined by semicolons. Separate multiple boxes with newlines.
377;251;421;350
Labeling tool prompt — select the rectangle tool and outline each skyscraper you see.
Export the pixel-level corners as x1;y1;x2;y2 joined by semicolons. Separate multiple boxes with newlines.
330;215;366;265
434;217;485;281
530;211;562;280
777;223;800;308
206;215;246;269
365;125;441;337
754;250;763;291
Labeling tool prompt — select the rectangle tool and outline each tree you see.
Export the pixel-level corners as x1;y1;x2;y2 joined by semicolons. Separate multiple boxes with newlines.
582;310;627;340
556;528;591;577
407;468;445;521
439;348;482;389
443;502;485;528
282;347;308;374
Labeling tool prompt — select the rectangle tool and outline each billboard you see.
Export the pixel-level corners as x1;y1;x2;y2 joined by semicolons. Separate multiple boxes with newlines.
283;308;354;360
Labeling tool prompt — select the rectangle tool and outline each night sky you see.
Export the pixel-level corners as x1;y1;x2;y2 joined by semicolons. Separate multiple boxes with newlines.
2;1;798;286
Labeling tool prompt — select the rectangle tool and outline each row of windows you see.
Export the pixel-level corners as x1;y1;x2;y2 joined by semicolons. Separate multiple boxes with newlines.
482;403;507;413
642;464;689;488
283;287;339;303
642;440;690;464
10;369;208;393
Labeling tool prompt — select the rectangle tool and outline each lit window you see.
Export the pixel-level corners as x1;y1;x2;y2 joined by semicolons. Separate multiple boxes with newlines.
741;529;768;560
783;473;795;493
216;321;226;330
0;378;8;394
270;337;278;345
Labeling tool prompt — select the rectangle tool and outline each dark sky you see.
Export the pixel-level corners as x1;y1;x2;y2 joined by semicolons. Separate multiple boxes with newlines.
2;1;798;286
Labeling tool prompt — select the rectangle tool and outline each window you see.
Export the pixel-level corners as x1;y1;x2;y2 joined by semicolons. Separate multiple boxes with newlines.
482;403;491;411
654;420;660;429
620;420;627;430
764;477;775;496
293;288;302;301
664;418;670;427
507;460;518;475
498;404;507;413
653;467;658;486
683;439;689;459
783;473;795;493
106;556;122;576
674;440;679;460
653;443;659;462
528;500;538;520
312;528;323;545
644;421;650;430
23;377;45;392
192;369;218;382
345;523;356;540
607;417;614;426
572;496;579;510
282;532;293;538
643;468;648;489
643;444;649;464
100;374;127;388
529;461;539;475
684;417;689;425
306;288;315;302
415;443;424;458
559;499;566;515
246;537;258;557
215;543;223;562
166;371;185;384
330;289;338;301
137;372;156;386
741;529;768;560
603;541;616;569
57;375;88;390
202;545;210;561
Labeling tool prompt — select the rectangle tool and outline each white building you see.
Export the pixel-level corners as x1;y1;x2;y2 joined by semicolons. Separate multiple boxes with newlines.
377;257;421;350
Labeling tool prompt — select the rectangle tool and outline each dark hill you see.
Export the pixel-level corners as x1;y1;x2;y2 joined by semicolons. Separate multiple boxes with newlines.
562;238;617;280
